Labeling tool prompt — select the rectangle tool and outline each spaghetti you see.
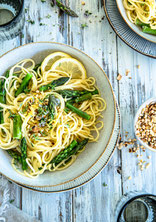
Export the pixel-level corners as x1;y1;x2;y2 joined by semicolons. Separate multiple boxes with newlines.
0;52;106;178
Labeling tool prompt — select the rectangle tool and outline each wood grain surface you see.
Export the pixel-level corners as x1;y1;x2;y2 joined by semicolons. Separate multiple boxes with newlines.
0;0;156;222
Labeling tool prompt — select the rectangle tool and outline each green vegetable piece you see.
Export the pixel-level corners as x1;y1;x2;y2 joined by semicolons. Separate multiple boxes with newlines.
15;73;33;97
0;71;10;123
57;88;98;98
33;63;41;72
66;102;91;120
135;18;150;27
20;137;28;170
7;150;22;163
13;115;22;139
48;95;56;120
69;138;89;156
0;111;4;124
75;93;92;103
52;0;78;17
142;26;156;35
39;77;69;91
50;140;78;165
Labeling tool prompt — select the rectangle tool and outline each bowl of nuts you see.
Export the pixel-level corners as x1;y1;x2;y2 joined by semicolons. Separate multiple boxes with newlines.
134;98;156;151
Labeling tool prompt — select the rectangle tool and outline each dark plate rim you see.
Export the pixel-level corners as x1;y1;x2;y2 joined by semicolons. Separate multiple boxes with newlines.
103;0;156;59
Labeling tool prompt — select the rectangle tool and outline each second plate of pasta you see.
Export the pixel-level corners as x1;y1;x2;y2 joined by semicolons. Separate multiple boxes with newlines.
116;0;156;43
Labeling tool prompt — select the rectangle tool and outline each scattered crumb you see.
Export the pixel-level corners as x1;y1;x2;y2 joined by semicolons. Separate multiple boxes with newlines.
81;1;85;5
117;74;122;81
126;69;130;76
145;163;151;169
137;65;140;69
128;176;132;180
148;156;151;159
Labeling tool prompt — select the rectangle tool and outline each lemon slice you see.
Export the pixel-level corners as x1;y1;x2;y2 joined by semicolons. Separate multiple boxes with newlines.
51;58;87;79
41;52;71;73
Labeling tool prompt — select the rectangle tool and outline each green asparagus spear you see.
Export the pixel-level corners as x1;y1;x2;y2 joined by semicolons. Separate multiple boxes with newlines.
57;88;99;98
0;111;4;124
15;73;33;97
142;26;156;35
39;77;69;91
50;140;78;165
66;102;91;120
7;150;22;163
48;95;56;120
69;138;89;156
13;115;22;139
52;0;78;17
33;63;41;72
75;93;92;103
135;18;150;27
0;71;9;123
20;137;27;170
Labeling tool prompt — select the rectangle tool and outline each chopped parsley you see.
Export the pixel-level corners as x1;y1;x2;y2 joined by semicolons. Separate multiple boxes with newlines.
46;14;51;19
81;23;88;28
27;20;35;24
25;8;28;13
84;10;92;17
33;134;41;141
40;23;46;26
102;182;108;187
9;199;15;204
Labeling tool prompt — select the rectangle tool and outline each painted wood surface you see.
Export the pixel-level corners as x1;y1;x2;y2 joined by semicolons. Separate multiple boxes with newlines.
0;0;156;221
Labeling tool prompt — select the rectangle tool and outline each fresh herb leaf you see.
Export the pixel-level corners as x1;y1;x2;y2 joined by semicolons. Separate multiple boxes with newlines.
27;20;35;24
46;14;51;18
41;0;46;2
40;23;46;26
84;10;92;17
102;182;108;187
33;134;41;141
81;23;88;28
9;199;15;204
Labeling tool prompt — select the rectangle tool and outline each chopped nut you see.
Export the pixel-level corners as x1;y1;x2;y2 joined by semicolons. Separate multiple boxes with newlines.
118;142;123;150
137;65;140;69
148;155;151;159
145;163;151;169
126;69;130;76
117;74;122;81
81;1;85;5
128;176;132;180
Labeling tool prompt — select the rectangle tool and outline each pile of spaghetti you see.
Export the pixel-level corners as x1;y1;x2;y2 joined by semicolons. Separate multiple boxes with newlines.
0;52;106;178
123;0;156;35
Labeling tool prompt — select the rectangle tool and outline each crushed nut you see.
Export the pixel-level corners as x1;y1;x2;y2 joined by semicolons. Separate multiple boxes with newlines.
137;65;140;69
148;156;151;159
81;1;85;5
145;163;151;169
117;74;122;81
128;176;132;180
126;69;130;76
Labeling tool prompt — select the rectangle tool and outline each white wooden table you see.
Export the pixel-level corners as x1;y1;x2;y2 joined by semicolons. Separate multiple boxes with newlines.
0;0;156;221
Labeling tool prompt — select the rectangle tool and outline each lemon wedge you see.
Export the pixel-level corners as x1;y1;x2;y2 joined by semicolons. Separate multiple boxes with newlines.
41;52;71;73
51;58;87;79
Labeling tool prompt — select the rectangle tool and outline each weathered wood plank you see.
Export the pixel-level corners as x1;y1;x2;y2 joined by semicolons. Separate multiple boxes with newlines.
117;38;156;196
69;1;121;222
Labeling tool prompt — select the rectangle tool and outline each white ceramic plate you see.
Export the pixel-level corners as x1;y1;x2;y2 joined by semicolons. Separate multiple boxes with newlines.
116;0;156;43
0;42;116;188
15;102;120;192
